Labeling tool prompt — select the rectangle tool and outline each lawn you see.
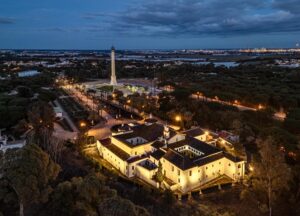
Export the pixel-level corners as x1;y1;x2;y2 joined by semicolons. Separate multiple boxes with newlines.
97;85;114;92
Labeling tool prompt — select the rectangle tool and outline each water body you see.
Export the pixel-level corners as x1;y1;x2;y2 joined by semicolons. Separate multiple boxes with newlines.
18;70;40;77
214;62;239;67
117;55;238;67
194;61;239;67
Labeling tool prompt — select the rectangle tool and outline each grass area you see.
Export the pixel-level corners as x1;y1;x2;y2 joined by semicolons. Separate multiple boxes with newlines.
97;85;114;92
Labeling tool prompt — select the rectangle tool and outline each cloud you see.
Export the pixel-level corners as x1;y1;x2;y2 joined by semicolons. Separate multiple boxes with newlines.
0;17;15;24
89;0;300;37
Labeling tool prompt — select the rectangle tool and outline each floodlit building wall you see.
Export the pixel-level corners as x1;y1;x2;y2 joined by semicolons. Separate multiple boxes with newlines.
126;158;148;177
111;137;134;155
112;137;153;156
162;156;245;193
97;140;245;193
168;134;186;144
98;145;128;176
161;158;182;188
194;134;207;142
136;165;159;188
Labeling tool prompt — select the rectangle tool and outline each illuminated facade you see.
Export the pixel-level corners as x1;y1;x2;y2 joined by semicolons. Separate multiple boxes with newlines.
97;122;245;193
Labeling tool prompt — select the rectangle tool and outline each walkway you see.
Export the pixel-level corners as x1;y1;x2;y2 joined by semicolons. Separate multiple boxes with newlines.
191;94;286;121
63;86;136;140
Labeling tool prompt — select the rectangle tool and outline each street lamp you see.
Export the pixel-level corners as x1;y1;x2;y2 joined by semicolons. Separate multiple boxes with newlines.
80;122;86;128
258;104;264;110
175;115;181;122
196;91;202;100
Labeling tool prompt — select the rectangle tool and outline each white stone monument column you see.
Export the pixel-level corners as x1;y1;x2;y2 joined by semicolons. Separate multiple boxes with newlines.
110;46;117;85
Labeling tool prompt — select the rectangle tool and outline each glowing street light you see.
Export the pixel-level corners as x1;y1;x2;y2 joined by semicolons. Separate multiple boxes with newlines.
258;104;264;110
175;115;181;122
249;165;254;172
80;122;86;128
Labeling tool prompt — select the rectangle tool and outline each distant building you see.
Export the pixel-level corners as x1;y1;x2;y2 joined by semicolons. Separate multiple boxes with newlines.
97;123;245;194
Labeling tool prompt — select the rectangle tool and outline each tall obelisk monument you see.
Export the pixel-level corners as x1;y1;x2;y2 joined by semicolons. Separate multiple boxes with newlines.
110;46;117;85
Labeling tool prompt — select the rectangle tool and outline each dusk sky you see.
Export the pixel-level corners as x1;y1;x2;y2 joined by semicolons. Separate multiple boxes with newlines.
1;0;300;49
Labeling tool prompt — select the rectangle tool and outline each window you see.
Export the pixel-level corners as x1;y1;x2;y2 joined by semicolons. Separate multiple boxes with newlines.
189;170;192;176
219;162;221;165
132;166;135;170
206;167;208;170
228;163;231;166
178;170;180;176
238;164;241;168
135;151;137;155
178;178;180;183
172;166;174;172
212;164;214;167
164;170;166;176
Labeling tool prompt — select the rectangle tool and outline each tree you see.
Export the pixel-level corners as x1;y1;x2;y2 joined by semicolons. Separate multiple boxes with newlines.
27;101;55;147
182;111;194;129
88;110;101;125
0;144;60;216
250;137;291;216
171;88;191;102
231;119;255;143
154;161;164;183
161;189;176;207
98;197;149;216
17;86;32;98
43;174;125;216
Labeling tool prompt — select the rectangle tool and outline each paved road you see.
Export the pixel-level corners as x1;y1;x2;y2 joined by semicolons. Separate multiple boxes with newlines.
191;94;257;111
64;86;135;140
191;94;286;121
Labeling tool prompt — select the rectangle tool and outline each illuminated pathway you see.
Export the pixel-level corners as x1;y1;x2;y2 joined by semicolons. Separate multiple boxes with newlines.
191;94;286;121
64;86;136;140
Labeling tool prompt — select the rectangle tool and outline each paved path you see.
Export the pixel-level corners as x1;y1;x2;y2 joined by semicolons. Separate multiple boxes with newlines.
64;86;136;140
191;94;257;111
191;94;286;121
